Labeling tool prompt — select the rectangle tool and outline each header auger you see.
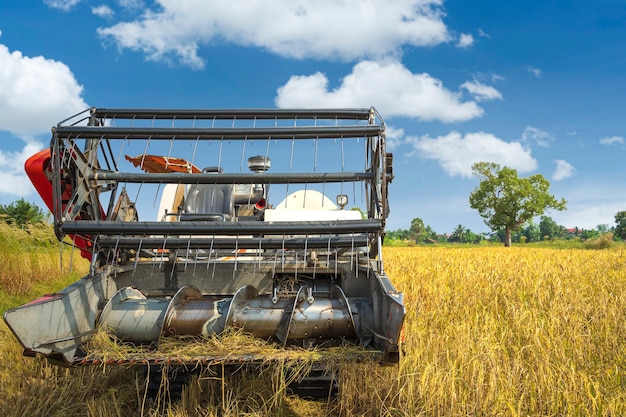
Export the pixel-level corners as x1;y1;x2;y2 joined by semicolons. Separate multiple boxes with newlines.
5;107;404;375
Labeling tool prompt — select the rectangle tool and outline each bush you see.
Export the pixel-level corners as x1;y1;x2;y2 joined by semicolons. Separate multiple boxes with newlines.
583;233;614;250
0;199;46;227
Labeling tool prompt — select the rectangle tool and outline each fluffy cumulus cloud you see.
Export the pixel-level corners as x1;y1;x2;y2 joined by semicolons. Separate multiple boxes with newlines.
0;40;88;197
385;125;406;151
552;159;575;181
0;43;88;137
276;60;489;123
97;0;450;68
406;131;537;177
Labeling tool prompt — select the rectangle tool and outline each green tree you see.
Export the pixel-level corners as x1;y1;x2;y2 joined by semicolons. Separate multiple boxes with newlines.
424;225;437;242
449;224;466;243
448;225;479;243
386;228;409;241
615;211;626;240
469;162;567;247
0;198;46;226
539;216;564;240
408;217;427;243
521;220;541;242
581;229;600;240
462;227;480;243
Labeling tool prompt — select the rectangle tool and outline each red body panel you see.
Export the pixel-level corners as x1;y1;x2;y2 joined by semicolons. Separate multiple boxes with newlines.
24;149;94;261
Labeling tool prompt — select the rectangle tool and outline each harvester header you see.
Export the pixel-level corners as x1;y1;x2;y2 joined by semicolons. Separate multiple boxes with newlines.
5;106;404;369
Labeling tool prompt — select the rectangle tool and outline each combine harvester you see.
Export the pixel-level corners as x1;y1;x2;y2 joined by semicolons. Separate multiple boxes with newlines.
5;107;404;396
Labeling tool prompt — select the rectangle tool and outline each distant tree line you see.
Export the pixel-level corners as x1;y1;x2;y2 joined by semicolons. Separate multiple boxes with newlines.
386;162;626;246
385;214;624;245
386;161;626;245
385;218;487;244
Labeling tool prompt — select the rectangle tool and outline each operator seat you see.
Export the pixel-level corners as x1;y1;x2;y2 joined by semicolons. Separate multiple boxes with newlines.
180;167;234;221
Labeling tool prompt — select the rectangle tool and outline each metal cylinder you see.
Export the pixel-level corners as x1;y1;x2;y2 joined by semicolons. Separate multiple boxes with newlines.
100;284;361;345
285;298;357;339
227;298;291;338
99;287;169;343
164;298;231;337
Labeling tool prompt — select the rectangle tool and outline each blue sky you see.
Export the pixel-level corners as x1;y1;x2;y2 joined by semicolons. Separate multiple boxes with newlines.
1;0;625;234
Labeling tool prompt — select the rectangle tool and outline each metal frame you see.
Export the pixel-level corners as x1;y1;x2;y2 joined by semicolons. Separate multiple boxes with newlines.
49;107;392;265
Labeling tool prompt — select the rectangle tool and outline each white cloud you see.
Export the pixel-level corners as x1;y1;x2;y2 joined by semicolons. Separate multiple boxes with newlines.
460;80;503;102
521;126;554;147
385;125;406;151
552;159;575;181
0;141;45;197
406;131;537;177
552;200;625;230
44;0;81;11
0;40;88;198
599;136;624;146
97;0;451;68
0;43;88;137
551;181;626;229
456;33;474;48
92;5;115;18
526;65;542;78
275;60;485;123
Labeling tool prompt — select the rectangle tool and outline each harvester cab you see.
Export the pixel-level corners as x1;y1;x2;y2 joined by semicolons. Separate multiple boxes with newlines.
4;107;404;370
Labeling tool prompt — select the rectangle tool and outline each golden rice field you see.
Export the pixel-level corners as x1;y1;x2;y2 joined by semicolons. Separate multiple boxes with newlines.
1;222;626;416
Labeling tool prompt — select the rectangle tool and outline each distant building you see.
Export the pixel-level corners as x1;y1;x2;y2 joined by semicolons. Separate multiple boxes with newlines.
564;227;583;237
